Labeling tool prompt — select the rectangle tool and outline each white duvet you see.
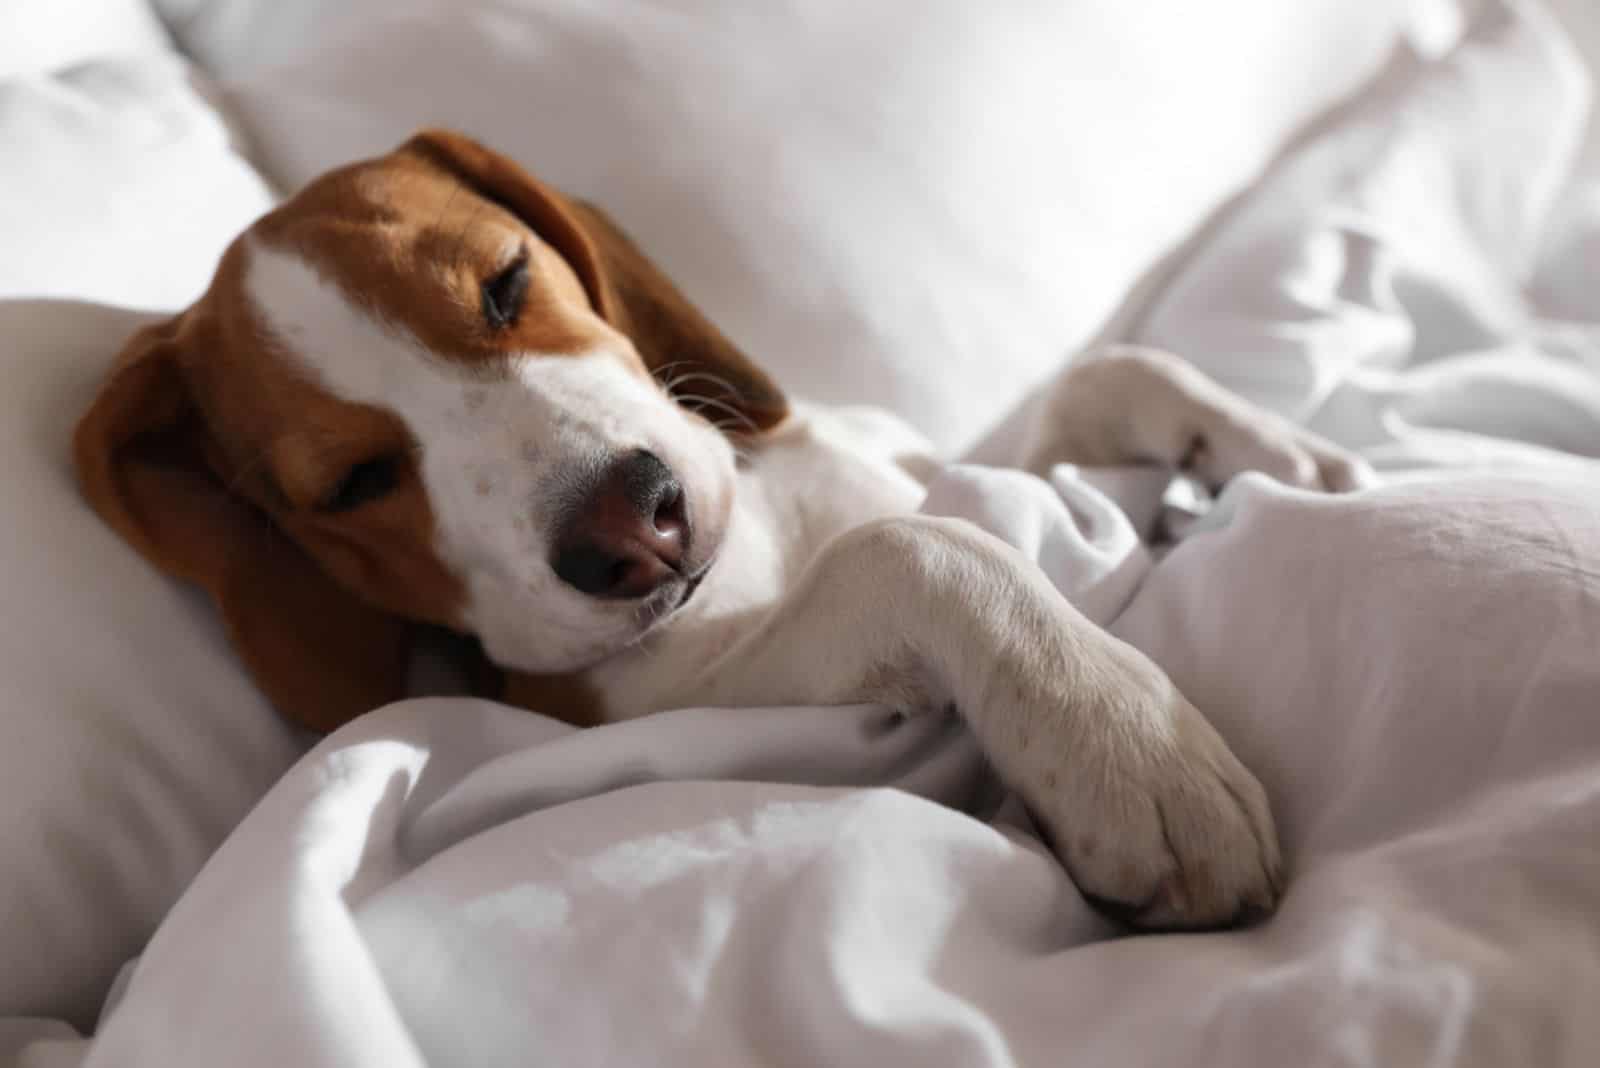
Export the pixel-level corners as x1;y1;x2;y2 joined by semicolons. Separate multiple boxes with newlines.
15;2;1600;1065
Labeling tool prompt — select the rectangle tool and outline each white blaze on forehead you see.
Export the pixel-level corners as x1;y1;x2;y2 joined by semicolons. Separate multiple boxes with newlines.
245;238;502;409
243;239;663;452
244;239;659;429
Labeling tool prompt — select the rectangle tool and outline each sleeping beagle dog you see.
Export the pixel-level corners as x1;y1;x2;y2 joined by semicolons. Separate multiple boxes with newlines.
76;130;1369;930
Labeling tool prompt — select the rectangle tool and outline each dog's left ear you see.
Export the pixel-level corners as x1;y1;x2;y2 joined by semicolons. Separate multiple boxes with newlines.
401;128;789;434
74;315;414;734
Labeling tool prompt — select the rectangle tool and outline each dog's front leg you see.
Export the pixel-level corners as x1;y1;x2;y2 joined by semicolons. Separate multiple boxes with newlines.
1021;344;1373;490
676;515;1282;929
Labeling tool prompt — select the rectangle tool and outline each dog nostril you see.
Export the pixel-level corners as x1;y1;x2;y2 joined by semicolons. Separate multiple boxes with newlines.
653;483;686;536
552;543;628;598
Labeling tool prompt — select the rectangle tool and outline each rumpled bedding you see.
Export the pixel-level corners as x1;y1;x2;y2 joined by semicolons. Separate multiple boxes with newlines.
19;2;1600;1065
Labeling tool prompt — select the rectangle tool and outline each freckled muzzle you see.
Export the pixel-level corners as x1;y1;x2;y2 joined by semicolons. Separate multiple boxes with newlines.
550;449;690;599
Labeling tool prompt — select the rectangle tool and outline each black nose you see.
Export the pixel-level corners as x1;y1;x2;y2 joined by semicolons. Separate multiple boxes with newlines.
551;450;690;599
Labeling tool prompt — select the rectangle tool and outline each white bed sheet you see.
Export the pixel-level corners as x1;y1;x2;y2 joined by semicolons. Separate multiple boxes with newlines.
1132;0;1599;477
53;459;1600;1068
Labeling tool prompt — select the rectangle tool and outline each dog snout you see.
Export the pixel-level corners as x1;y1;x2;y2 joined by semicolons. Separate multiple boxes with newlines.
551;450;690;598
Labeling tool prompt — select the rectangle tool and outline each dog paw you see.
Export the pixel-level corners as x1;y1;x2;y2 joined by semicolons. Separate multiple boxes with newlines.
1019;663;1284;930
1034;345;1375;493
1180;408;1374;494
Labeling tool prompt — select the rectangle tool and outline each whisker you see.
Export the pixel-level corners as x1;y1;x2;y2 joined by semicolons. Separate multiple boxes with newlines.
660;370;750;399
658;370;728;395
673;392;761;436
673;391;758;427
648;359;701;384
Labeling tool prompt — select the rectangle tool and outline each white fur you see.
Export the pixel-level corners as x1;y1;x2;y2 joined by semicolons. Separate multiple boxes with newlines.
246;238;1379;927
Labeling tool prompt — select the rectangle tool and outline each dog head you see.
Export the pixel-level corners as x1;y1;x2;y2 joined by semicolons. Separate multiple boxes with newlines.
75;129;788;731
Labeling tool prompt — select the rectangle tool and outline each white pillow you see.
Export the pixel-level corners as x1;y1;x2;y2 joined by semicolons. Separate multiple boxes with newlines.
0;53;297;1026
0;0;171;79
0;51;277;309
0;302;307;1027
156;0;1416;452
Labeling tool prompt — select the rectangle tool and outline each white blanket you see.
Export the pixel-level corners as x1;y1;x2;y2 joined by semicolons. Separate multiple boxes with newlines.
60;461;1600;1068
19;3;1600;1065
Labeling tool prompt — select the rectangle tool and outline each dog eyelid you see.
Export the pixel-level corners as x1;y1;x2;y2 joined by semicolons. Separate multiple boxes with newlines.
481;245;531;331
318;454;404;513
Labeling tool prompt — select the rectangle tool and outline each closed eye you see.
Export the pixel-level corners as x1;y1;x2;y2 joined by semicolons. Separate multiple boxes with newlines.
319;454;403;513
481;247;531;330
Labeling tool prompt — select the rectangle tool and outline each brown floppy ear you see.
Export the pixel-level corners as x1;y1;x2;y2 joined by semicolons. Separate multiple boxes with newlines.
402;128;789;433
73;316;412;733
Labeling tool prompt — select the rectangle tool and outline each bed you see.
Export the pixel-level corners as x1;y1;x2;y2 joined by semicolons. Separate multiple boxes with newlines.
2;1;1597;1064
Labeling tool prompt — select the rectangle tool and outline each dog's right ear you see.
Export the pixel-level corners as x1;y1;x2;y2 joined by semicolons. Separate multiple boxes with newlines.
74;315;413;733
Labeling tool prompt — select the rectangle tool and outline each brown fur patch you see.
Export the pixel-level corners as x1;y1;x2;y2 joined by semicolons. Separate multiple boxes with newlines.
251;154;623;373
